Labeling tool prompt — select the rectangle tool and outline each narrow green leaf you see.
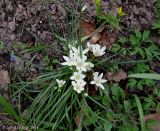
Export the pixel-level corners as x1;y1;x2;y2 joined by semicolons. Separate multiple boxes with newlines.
142;30;150;41
134;94;145;131
104;122;112;131
0;93;22;122
128;73;160;80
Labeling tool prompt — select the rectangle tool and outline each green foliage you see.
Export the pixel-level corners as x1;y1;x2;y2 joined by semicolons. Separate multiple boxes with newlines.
127;63;157;90
156;0;160;19
129;30;150;58
152;21;160;29
134;94;145;131
143;95;156;110
111;30;160;60
128;73;160;81
0;41;4;49
98;14;120;30
94;0;120;30
0;93;23;123
95;0;102;17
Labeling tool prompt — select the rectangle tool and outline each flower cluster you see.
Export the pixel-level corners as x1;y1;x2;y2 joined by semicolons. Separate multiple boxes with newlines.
57;42;107;93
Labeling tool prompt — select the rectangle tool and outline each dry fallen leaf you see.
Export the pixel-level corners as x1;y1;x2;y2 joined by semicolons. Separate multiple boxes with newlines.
0;70;10;99
50;4;57;15
89;26;105;44
105;70;127;82
0;70;10;87
153;124;160;131
89;33;101;44
74;102;88;127
98;30;116;47
144;113;160;122
81;19;116;47
81;19;96;36
74;109;83;127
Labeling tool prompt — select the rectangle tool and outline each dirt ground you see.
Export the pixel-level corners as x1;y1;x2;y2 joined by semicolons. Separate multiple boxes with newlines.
0;0;156;45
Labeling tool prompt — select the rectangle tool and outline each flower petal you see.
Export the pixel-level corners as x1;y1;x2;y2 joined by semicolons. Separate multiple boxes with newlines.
99;73;103;79
101;46;106;52
61;62;69;65
90;81;95;84
101;79;107;83
63;56;70;61
99;83;105;90
71;47;78;53
93;72;98;78
83;48;89;54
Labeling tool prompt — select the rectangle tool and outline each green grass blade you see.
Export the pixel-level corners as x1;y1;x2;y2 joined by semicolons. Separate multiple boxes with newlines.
128;73;160;80
0;93;22;122
134;94;145;131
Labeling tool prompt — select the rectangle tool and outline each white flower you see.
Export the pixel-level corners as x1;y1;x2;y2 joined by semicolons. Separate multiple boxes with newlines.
90;72;107;90
56;79;66;88
61;50;76;66
92;44;106;56
86;62;94;71
71;46;89;59
72;81;86;93
75;58;88;72
61;56;75;66
70;71;85;82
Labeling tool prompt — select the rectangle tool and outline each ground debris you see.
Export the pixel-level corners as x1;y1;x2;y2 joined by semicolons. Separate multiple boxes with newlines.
0;70;10;99
81;19;116;47
105;70;127;82
144;113;160;122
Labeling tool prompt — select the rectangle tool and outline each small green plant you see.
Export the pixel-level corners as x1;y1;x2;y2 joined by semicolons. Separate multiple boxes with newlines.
94;0;120;30
98;14;120;30
156;0;160;19
95;0;102;17
152;21;160;29
0;41;4;49
129;30;150;58
112;30;160;60
128;63;156;90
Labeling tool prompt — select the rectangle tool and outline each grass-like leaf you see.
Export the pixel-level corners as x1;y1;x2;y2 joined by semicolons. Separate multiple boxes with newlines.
0;93;23;123
128;73;160;80
134;94;145;131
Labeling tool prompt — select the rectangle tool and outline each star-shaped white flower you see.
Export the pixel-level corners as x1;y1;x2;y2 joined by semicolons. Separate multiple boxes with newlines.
56;79;66;88
90;72;107;90
72;81;86;93
70;71;85;82
92;44;106;56
75;58;88;72
71;46;89;59
61;50;76;66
